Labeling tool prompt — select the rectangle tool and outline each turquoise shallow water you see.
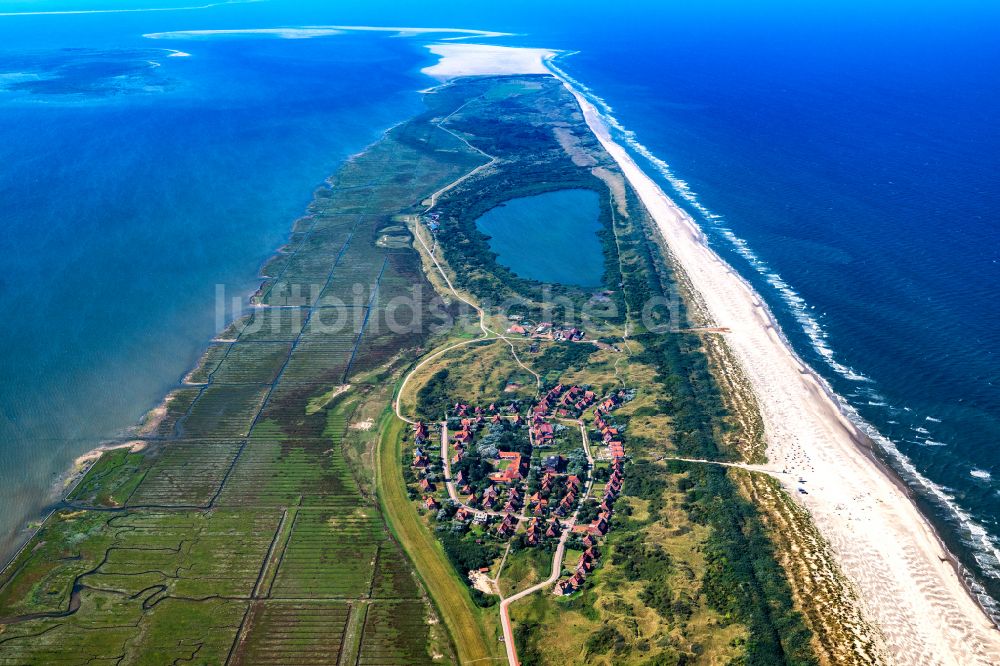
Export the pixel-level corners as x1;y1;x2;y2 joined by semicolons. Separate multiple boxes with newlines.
475;189;603;287
0;20;431;556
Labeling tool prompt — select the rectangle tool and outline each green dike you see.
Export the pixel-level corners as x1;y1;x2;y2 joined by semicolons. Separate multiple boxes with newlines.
375;409;499;665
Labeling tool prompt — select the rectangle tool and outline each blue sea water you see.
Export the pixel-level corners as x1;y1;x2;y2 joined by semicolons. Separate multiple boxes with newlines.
537;5;1000;616
1;0;997;619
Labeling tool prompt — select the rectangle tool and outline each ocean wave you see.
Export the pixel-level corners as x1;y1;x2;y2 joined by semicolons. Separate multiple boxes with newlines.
547;57;870;384
548;56;1000;618
971;469;993;481
840;394;1000;588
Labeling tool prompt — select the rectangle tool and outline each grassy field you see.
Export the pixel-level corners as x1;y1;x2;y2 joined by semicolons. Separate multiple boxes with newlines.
0;85;489;664
396;75;822;665
376;413;502;665
1;73;840;665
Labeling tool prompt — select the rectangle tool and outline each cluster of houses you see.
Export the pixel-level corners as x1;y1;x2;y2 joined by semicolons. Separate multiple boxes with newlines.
412;421;438;497
427;402;532;534
447;402;520;466
490;451;527;484
554;543;601;596
525;516;563;545
409;382;636;599
533;383;597;426
452;472;524;514
530;470;582;518
555;390;632;596
506;321;586;342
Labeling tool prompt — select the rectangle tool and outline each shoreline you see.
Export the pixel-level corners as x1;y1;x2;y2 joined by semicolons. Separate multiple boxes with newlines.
560;78;1000;662
0;119;410;570
0;438;145;579
1;34;993;662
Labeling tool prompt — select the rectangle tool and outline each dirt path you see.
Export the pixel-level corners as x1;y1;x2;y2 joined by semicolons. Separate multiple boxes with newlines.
655;455;791;480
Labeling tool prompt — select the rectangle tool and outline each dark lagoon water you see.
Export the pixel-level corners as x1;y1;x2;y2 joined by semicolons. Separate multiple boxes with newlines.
475;189;603;287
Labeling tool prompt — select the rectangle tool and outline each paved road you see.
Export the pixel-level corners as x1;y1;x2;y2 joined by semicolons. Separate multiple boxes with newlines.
439;424;532;522
498;526;570;666
499;420;595;666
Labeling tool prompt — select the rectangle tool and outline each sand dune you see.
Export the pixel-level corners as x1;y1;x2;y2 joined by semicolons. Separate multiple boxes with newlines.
419;39;1000;663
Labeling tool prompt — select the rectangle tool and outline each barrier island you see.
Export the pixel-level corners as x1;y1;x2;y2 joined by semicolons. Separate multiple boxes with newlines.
5;58;995;665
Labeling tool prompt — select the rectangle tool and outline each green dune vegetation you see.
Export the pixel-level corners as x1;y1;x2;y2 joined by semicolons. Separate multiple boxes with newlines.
391;76;854;666
1;74;866;665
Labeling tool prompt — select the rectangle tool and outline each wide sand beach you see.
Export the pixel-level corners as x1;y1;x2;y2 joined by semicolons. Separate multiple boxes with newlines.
423;41;1000;665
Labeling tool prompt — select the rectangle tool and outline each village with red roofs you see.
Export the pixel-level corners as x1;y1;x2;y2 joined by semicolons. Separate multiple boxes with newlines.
407;378;635;599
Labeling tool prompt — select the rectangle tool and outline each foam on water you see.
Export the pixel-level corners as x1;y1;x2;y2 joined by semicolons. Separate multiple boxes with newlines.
548;57;869;384
836;392;1000;622
546;55;1000;623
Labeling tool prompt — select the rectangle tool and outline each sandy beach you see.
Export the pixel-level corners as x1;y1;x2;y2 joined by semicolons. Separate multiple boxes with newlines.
566;86;1000;665
422;42;1000;664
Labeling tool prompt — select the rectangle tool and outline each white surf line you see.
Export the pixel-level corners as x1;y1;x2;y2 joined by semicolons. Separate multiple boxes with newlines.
550;66;1000;662
545;58;870;385
549;52;1000;624
0;0;260;17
